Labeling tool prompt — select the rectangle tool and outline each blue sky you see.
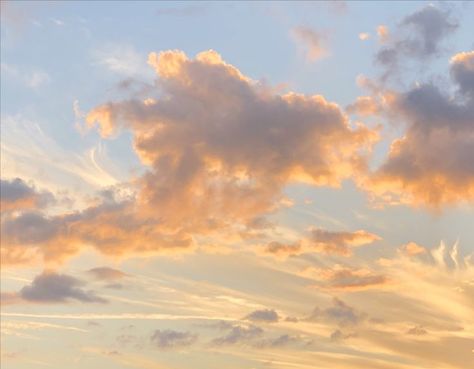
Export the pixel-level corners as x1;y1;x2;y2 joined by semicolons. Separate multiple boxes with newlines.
1;1;474;369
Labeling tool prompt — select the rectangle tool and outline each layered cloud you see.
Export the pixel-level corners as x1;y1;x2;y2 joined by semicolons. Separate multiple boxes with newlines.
263;228;380;258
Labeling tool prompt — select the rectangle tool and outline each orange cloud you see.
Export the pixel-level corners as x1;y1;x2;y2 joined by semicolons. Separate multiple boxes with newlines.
3;50;378;266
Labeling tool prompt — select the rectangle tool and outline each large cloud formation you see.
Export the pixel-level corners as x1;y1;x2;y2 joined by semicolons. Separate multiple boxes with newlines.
368;50;474;207
1;50;377;266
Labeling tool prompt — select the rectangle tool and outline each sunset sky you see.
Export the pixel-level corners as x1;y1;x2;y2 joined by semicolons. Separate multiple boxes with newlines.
1;1;474;368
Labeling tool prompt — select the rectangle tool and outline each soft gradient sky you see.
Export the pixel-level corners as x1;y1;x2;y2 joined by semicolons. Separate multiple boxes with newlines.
1;1;473;369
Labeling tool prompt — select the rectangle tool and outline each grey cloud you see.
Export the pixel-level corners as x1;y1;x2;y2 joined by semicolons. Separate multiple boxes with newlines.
211;324;264;346
150;329;198;349
245;309;279;323
0;178;54;211
87;266;128;281
375;5;458;75
19;272;107;303
308;298;367;327
369;51;474;206
1;212;62;244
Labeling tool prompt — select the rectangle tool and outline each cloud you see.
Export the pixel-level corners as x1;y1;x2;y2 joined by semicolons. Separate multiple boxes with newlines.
262;228;380;258
308;228;381;256
14;272;107;304
2;49;377;266
399;242;426;256
302;265;389;291
450;51;474;99
92;44;152;79
308;298;367;327
376;25;389;43
375;5;458;76
366;51;474;207
150;329;198;349
211;323;264;346
291;27;328;62
359;32;370;41
244;309;279;323
87;267;128;281
1;63;50;89
0;178;54;211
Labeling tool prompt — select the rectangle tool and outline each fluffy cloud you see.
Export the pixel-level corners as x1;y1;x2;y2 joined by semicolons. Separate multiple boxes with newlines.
6;272;107;304
0;178;54;211
367;50;474;207
82;50;376;252
150;329;198;349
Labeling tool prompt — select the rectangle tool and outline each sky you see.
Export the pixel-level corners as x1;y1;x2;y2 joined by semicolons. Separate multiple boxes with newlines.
1;1;473;368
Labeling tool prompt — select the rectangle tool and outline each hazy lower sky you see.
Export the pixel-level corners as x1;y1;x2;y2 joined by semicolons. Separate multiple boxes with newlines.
1;1;473;369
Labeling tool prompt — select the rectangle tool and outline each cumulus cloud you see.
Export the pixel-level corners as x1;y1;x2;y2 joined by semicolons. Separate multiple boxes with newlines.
1;178;54;211
366;50;474;207
375;5;458;76
150;329;197;349
1;49;379;266
291;27;328;62
13;272;107;304
244;309;279;323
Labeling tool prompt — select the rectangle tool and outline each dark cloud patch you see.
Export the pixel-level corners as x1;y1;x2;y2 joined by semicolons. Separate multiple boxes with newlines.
375;5;458;76
150;329;197;349
308;298;367;327
0;178;54;211
1;212;62;244
19;272;107;303
211;324;264;346
244;309;279;323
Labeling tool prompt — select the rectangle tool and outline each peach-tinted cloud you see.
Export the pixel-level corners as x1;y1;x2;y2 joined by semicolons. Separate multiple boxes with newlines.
361;51;474;208
262;228;380;258
376;25;389;43
291;27;328;62
0;178;54;211
3;50;378;266
308;228;381;256
302;265;389;291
